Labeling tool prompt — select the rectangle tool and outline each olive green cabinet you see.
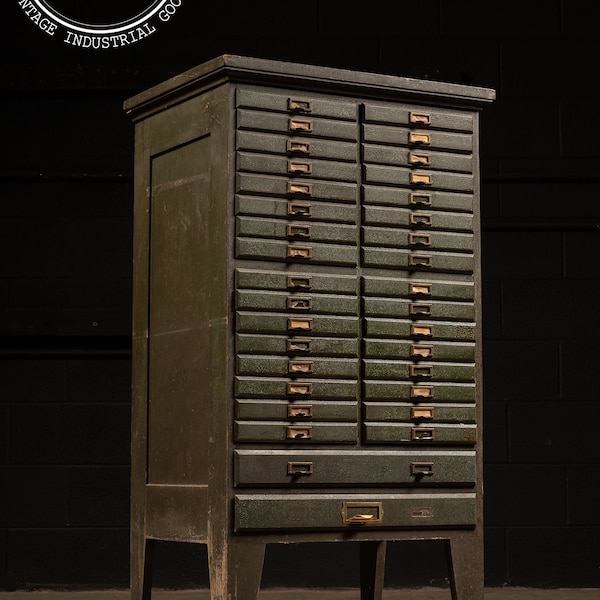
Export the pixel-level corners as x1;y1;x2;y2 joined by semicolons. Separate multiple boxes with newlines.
124;55;494;600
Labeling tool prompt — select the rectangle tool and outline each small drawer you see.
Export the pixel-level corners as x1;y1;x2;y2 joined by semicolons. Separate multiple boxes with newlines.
234;492;476;531
234;421;358;443
363;185;473;213
236;355;359;378
364;423;477;445
363;380;475;403
362;247;474;273
234;449;476;486
364;318;476;342
362;123;473;152
363;144;473;173
236;311;359;337
362;227;474;253
362;205;473;233
235;289;358;315
234;399;358;421
362;276;474;301
364;164;474;193
363;297;475;321
236;334;358;357
363;359;475;382
364;339;475;362
363;402;476;423
235;376;358;400
236;269;357;295
237;173;358;203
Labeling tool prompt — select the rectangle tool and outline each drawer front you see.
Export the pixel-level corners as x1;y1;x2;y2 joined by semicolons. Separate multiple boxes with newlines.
363;360;475;382
364;165;473;193
364;318;475;342
363;123;472;152
234;421;358;443
363;205;473;233
234;493;476;531
362;227;473;253
237;356;359;378
363;145;472;173
362;276;474;301
234;450;476;486
237;130;358;162
363;380;475;403
236;215;357;244
363;186;473;213
363;402;476;423
236;334;358;357
364;339;475;362
236;289;358;315
364;298;475;321
236;238;358;266
235;399;358;421
236;312;360;336
237;86;358;121
235;376;358;400
237;173;357;202
362;248;473;273
364;423;477;445
236;269;357;294
364;102;474;132
238;152;358;182
236;195;357;223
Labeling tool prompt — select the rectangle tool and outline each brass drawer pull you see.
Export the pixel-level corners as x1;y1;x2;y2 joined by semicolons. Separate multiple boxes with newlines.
287;296;312;310
409;152;431;166
411;385;433;398
288;182;312;196
411;344;433;358
287;140;311;155
411;324;433;337
410;365;433;378
287;382;313;396
342;501;383;525
289;360;313;374
411;407;434;420
287;224;311;238
287;275;312;289
287;317;313;331
410;173;432;186
412;427;435;440
288;160;312;174
410;283;431;296
410;111;431;125
287;426;312;440
410;303;432;317
287;461;314;475
288;98;312;113
288;202;312;216
411;462;435;476
410;213;433;227
409;233;431;247
288;404;313;418
409;192;432;206
287;338;312;353
289;118;313;132
409;254;432;268
409;132;431;145
287;245;312;259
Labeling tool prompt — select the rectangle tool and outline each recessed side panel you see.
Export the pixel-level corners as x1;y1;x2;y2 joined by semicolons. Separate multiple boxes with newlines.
147;136;212;486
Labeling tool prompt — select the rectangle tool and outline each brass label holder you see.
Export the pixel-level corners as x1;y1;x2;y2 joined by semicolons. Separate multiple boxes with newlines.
342;501;384;525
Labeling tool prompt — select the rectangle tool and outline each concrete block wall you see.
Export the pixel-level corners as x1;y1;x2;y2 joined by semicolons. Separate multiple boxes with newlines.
1;0;599;590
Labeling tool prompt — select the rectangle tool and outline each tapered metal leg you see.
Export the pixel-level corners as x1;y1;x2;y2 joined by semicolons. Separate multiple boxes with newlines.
360;540;387;600
445;535;484;600
131;537;155;600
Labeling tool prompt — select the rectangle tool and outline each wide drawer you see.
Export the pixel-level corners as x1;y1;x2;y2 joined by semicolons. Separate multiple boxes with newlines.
364;423;477;445
237;130;358;161
236;289;358;315
363;205;473;233
235;376;358;400
363;186;473;213
236;269;357;294
237;355;359;378
236;334;358;357
234;493;476;531
237;86;358;121
235;399;358;421
364;298;475;321
236;238;357;266
234;449;476;486
363;145;472;174
363;102;474;132
234;421;358;443
363;402;476;423
364;318;475;341
238;152;358;182
237;173;357;202
363;360;475;382
362;277;474;301
236;312;359;336
362;123;472;152
362;227;473;253
364;339;475;362
363;380;475;403
364;165;473;193
362;248;473;273
236;215;357;244
236;195;357;223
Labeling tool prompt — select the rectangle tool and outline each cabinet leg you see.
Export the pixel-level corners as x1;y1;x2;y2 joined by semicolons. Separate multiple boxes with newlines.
208;539;265;600
445;535;483;600
131;537;155;600
359;540;387;600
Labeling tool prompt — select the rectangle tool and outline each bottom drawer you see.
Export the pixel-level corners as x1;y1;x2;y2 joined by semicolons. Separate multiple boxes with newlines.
234;493;476;531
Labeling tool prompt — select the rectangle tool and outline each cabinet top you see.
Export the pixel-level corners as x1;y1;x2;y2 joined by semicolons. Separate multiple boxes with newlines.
124;54;495;121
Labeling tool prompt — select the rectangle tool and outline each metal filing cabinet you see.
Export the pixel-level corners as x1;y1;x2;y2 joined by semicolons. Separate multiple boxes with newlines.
124;55;495;600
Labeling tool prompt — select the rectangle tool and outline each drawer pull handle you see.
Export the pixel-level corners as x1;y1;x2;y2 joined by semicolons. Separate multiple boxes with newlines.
287;224;311;238
287;275;312;290
409;192;432;206
410;365;433;379
289;118;313;132
287;461;314;475
287;382;313;396
410;173;432;186
342;501;383;525
288;202;312;217
409;233;431;247
411;462;435;476
409;254;432;268
411;385;433;398
410;213;433;227
411;344;433;358
287;296;312;310
288;182;312;196
412;427;435;440
288;160;312;174
410;303;432;317
287;140;311;155
409;152;431;166
409;132;431;145
410;111;431;125
411;407;434;420
289;360;313;374
287;245;312;259
287;338;312;353
287;426;312;440
288;98;312;113
410;283;431;296
411;324;433;337
288;317;312;331
288;404;313;418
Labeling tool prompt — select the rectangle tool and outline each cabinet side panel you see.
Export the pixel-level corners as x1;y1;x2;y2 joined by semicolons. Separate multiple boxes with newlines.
147;136;213;485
